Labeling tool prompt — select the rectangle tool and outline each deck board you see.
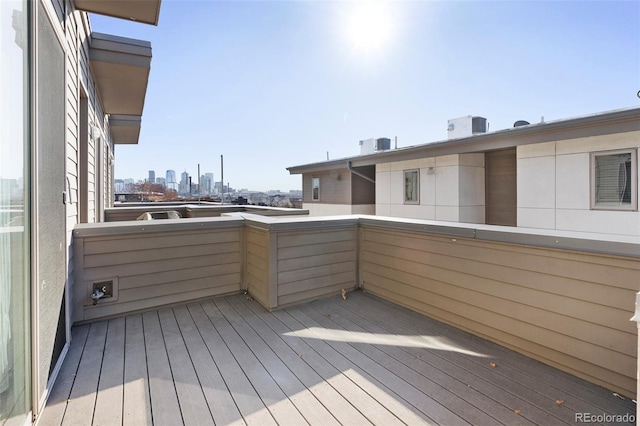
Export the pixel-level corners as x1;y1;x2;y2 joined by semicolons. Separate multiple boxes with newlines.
272;308;413;425
39;291;636;426
284;306;454;425
93;317;125;426
333;294;581;424
201;300;308;426
308;297;537;426
187;302;277;426
62;321;107;425
227;295;375;426
142;310;183;426
172;305;246;426
36;325;89;426
157;308;215;426
303;302;502;425
350;292;635;416
214;298;340;426
122;315;152;426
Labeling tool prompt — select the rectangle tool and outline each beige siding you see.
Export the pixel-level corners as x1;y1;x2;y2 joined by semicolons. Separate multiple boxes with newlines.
276;227;357;306
68;213;640;397
246;227;271;308
73;227;243;322
359;225;640;397
303;169;352;204
64;10;81;347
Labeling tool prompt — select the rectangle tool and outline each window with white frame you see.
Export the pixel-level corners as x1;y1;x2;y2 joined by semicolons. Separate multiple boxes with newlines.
312;177;320;201
404;169;419;204
591;149;637;210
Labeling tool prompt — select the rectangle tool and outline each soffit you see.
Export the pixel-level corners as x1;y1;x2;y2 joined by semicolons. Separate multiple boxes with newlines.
90;32;151;116
110;115;141;145
74;0;161;25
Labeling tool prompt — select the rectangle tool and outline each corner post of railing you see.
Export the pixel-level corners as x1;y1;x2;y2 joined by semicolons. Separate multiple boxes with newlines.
629;291;640;422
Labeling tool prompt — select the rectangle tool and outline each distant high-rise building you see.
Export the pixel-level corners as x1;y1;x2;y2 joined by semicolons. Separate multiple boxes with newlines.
166;169;177;191
148;170;155;183
156;177;165;186
201;172;214;194
179;171;189;195
124;178;134;192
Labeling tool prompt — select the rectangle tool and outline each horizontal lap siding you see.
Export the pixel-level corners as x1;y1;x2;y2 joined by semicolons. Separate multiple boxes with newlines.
74;227;243;322
276;227;357;306
360;226;640;397
246;227;270;308
105;208;189;222
104;210;147;222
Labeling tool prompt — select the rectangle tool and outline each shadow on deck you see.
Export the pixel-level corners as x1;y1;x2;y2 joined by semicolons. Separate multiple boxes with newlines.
39;292;634;425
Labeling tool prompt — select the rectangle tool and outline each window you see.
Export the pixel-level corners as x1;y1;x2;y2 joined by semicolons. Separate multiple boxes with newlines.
591;149;637;210
312;177;320;201
404;169;419;203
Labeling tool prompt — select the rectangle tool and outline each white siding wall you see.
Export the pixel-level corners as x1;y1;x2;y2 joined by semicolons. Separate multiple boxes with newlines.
517;130;640;235
376;154;485;223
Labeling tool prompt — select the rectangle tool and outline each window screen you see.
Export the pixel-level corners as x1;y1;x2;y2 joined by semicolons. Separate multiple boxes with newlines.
592;150;637;210
404;170;419;203
312;177;320;201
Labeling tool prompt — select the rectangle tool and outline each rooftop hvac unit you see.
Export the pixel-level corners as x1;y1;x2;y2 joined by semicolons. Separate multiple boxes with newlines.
447;116;487;139
471;116;487;134
376;138;391;151
360;137;391;155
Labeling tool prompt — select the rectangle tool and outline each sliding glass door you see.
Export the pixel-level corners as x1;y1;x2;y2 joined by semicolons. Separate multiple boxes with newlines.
0;0;31;425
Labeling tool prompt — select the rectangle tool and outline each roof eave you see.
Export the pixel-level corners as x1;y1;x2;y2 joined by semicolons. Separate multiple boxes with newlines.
74;0;162;26
287;107;640;174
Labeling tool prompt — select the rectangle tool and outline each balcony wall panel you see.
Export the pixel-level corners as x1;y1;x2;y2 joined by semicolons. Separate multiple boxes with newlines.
246;227;271;308
70;214;639;398
73;224;243;322
359;225;640;397
275;227;357;307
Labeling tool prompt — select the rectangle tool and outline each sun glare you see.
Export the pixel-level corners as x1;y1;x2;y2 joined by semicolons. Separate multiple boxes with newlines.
345;2;394;54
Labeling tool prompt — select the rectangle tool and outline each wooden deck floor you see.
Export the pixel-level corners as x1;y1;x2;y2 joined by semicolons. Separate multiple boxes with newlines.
39;291;635;425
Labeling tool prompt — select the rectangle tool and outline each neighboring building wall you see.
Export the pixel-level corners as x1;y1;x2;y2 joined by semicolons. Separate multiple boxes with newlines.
303;203;375;216
303;168;375;216
302;168;351;204
376;154;484;223
517;130;640;235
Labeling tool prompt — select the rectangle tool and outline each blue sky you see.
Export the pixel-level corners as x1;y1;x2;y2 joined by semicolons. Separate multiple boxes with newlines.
93;0;640;191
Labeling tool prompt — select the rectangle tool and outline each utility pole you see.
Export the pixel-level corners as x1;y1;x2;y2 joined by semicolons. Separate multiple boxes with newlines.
220;155;224;205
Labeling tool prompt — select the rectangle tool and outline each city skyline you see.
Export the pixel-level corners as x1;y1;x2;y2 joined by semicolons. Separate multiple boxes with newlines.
117;168;299;194
91;1;639;192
